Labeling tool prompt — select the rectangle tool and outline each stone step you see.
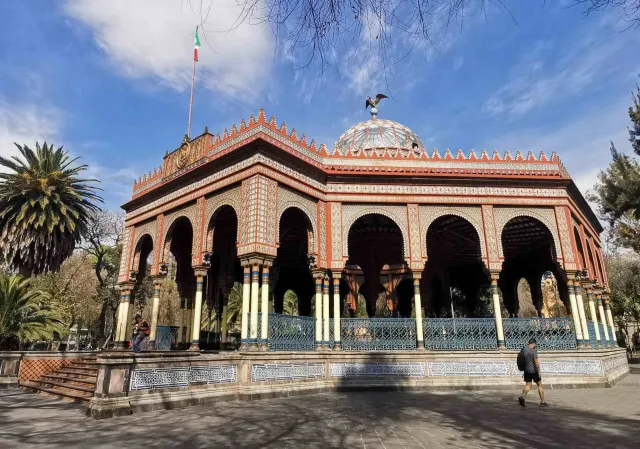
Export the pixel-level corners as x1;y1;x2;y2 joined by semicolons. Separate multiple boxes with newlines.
57;369;97;379
61;366;97;374
41;373;96;387
69;363;99;370
21;381;92;404
32;379;95;393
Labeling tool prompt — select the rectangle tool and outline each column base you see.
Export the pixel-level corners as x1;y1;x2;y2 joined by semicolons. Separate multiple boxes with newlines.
577;341;587;349
497;341;506;350
259;341;268;351
315;342;322;351
240;340;249;351
188;342;200;351
417;341;425;351
333;342;342;351
149;340;156;350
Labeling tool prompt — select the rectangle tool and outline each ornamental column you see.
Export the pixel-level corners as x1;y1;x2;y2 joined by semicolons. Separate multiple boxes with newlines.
323;276;331;350
604;295;617;344
567;278;585;347
412;273;424;350
597;296;611;341
586;287;601;344
490;274;505;350
115;282;135;348
313;270;324;351
189;267;208;351
249;261;261;350
184;297;192;349
177;297;185;344
574;283;590;346
240;261;251;351
260;260;273;350
333;276;342;351
149;276;165;349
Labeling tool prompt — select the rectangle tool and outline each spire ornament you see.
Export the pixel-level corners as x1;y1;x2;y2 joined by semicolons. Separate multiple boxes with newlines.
365;94;388;119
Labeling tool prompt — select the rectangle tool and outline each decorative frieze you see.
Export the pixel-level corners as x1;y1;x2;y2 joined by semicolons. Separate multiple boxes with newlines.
554;206;575;263
511;360;602;376
493;207;562;261
130;365;237;391
318;200;327;262
117;227;133;282
481;205;500;263
330;362;426;378
603;354;629;374
330;202;342;262
251;363;326;382
407;204;422;262
428;361;510;377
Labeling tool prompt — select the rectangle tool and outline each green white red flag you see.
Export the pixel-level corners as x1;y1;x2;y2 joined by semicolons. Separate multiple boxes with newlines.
194;26;200;62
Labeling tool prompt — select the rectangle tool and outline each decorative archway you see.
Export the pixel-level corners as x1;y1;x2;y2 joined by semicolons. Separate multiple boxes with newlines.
341;205;409;260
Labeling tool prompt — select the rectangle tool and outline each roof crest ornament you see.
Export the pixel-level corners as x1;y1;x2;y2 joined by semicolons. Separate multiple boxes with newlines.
365;94;388;119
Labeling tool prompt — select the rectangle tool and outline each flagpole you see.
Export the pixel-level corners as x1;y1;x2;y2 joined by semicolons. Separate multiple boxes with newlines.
187;57;196;138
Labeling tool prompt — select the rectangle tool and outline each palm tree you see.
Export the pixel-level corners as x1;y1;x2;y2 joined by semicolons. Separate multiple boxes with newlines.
0;142;102;274
0;274;65;349
224;282;244;326
282;289;299;315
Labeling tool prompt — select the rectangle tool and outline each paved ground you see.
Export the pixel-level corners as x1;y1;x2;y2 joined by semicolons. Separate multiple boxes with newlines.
1;368;640;449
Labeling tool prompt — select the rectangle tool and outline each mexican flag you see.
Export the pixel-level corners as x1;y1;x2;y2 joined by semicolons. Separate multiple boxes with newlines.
194;26;201;62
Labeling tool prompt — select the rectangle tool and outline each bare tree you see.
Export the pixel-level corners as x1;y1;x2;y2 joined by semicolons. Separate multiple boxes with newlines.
80;211;124;345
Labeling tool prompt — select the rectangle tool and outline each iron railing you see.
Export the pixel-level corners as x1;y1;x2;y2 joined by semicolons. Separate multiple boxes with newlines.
340;318;417;351
268;313;316;351
503;317;576;350
586;321;600;348
423;318;498;350
598;323;619;347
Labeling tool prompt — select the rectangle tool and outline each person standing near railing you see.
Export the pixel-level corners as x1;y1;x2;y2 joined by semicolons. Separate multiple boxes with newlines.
132;313;150;353
518;338;548;407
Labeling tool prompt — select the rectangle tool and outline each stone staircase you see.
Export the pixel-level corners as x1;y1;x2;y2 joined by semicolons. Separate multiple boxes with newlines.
21;358;97;404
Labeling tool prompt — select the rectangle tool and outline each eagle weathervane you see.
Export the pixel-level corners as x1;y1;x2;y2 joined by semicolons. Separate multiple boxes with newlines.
365;93;388;119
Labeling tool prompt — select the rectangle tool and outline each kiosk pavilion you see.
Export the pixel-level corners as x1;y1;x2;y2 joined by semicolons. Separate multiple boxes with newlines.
115;107;617;354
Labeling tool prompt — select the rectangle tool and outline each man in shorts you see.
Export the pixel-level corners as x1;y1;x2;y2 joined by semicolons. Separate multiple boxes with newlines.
519;337;548;407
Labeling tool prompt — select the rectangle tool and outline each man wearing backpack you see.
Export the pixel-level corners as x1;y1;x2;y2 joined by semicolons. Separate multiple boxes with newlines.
518;337;548;407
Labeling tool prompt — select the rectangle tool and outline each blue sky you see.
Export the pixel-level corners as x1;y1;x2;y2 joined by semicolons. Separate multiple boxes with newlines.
1;1;639;211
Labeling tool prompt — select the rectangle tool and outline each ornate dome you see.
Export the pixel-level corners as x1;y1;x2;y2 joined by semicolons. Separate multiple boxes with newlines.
332;119;425;156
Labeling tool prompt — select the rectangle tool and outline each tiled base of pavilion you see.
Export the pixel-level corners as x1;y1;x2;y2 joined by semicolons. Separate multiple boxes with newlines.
88;346;628;419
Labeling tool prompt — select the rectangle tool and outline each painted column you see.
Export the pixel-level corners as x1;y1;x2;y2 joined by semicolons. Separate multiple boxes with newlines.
323;276;330;349
115;284;134;347
586;289;601;343
260;263;271;350
249;263;260;348
184;299;192;349
114;296;126;345
491;276;505;349
567;280;585;346
240;263;251;350
575;284;590;345
597;297;610;341
605;298;617;344
149;277;164;349
333;277;341;350
314;272;323;350
413;274;424;350
190;269;207;350
125;291;135;344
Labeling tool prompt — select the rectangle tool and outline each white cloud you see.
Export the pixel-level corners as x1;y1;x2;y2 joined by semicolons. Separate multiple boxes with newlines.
0;101;61;168
64;0;274;97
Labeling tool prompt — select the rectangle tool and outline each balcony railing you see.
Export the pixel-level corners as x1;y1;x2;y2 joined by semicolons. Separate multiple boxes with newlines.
423;318;498;350
503;317;576;350
340;318;417;351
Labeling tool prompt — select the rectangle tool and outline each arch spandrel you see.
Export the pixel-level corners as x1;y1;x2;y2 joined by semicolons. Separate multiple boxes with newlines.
130;233;154;273
204;187;242;248
277;186;318;254
341;204;410;260
419;206;487;260
130;220;156;273
494;207;562;262
160;205;197;263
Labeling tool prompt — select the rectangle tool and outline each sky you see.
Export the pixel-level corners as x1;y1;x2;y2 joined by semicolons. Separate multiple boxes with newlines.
1;1;639;211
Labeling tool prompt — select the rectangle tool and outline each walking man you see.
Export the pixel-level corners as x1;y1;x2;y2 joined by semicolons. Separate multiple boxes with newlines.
132;313;150;353
519;337;548;407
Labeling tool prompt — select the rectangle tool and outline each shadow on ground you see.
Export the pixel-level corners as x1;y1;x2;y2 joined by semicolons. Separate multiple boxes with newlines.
0;369;639;448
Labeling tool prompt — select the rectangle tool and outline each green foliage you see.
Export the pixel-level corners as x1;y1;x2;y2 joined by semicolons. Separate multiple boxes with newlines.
225;282;243;325
591;78;640;251
0;274;65;347
375;292;391;317
354;294;368;318
606;254;640;333
0;143;102;274
282;289;299;315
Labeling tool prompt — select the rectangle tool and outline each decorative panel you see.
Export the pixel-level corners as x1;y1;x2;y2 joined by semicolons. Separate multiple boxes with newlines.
241;177;258;245
511;360;602;376
554;206;575;263
419;205;487;260
341;204;409;259
192;197;205;264
603;354;629;373
330;202;342;261
407;204;422;262
330;362;426;378
427;361;510;377
203;186;242;251
151;215;164;275
493;207;562;260
251;363;325;382
129;364;237;390
481;205;500;264
318;200;327;262
118;226;133;282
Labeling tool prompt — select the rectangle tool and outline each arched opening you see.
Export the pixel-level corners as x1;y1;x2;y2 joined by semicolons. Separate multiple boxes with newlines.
169;217;194;345
203;205;241;349
396;278;414;318
499;216;558;317
424;215;487;317
130;235;154;324
273;207;314;316
347;213;406;317
540;271;568;317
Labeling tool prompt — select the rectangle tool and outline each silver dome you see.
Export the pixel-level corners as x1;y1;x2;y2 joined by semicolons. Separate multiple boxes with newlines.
332;119;425;156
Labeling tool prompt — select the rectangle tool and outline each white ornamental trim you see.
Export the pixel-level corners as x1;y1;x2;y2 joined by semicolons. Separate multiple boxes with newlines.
251;363;326;382
428;361;510;377
129;365;237;391
330;362;426;378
